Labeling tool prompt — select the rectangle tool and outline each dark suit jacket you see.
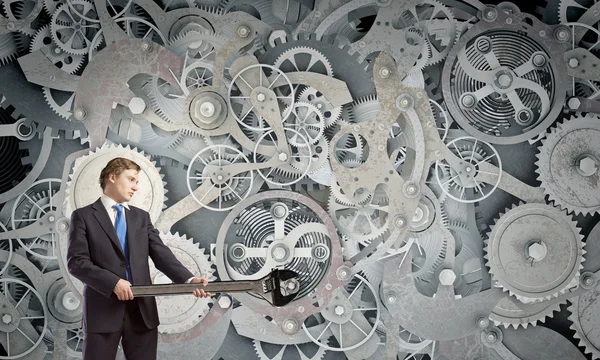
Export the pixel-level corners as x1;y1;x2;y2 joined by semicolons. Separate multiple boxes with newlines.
66;198;194;333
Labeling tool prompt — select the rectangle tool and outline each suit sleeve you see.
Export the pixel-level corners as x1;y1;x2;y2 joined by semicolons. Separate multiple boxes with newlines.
146;212;194;284
66;210;121;298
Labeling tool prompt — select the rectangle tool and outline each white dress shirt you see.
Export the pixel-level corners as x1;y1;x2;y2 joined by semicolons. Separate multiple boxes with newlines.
100;193;193;284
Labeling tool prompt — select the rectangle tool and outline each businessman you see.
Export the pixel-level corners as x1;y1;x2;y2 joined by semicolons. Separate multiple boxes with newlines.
67;157;211;360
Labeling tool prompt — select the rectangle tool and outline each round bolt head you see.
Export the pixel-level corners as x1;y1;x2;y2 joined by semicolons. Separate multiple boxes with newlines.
128;97;146;115
569;58;579;68
485;332;498;343
216;175;223;181
386;292;397;303
477;316;490;328
48;215;56;222
237;26;250;37
334;305;345;316
379;67;390;78
256;93;266;102
439;269;457;286
140;41;152;51
578;156;598;177
461;94;476;108
6;22;15;31
273;204;286;218
218;296;232;308
272;247;286;260
73;108;87;120
282;318;298;334
395;216;407;228
527;242;547;261
533;54;546;67
200;102;216;118
62;291;80;311
278;152;288;161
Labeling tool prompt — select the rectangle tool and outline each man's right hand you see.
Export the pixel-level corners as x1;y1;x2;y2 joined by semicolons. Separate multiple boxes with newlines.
113;279;134;300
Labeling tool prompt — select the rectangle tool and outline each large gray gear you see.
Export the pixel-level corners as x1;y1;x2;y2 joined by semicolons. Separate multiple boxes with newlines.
535;113;600;215
148;231;215;334
484;203;585;303
252;338;328;360
489;297;561;329
273;45;334;77
64;143;167;222
0;33;19;65
568;282;600;360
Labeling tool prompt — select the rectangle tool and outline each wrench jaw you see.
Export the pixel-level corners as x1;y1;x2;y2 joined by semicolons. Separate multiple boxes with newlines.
256;268;300;307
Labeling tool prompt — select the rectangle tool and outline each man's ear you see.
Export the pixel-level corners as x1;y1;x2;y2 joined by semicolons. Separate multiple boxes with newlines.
108;173;116;184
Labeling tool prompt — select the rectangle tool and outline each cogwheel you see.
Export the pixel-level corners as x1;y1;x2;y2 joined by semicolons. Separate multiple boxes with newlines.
328;182;390;245
297;87;341;128
484;203;585;303
290;135;329;174
43;0;62;16
274;45;334;77
252;338;328;360
31;25;85;75
489;297;561;329
568;287;600;359
282;101;325;147
0;33;19;66
64;143;167;222
557;0;591;24
149;231;216;334
50;0;101;55
535;113;600;215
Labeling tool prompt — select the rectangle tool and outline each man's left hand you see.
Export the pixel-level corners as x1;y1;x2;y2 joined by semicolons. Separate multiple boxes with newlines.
190;277;211;298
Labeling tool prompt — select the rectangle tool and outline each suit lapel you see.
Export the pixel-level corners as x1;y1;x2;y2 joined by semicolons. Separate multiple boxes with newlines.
91;198;125;260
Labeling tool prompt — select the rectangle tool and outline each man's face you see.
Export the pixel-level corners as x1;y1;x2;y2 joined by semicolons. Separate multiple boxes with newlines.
108;169;139;203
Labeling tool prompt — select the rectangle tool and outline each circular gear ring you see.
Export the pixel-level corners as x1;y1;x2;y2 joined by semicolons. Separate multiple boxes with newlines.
568;283;600;360
535;114;600;215
64;143;167;222
149;231;215;334
485;203;584;303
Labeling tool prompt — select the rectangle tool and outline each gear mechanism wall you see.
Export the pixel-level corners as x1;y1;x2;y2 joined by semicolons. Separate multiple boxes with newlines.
0;0;600;359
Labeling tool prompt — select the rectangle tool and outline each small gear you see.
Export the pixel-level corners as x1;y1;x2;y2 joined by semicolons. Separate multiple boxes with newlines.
297;87;341;128
149;231;215;334
50;0;101;55
568;285;600;360
484;203;585;303
64;143;167;222
535;114;600;215
31;24;85;74
283;101;325;147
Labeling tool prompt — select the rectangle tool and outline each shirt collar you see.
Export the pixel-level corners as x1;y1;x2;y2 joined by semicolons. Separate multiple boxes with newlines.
100;193;130;211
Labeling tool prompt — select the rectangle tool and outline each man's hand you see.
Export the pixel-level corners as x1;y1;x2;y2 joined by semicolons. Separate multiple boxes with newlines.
113;279;134;300
190;277;211;298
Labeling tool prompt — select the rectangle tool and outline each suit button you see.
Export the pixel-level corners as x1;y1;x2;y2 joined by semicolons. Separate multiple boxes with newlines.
120;263;125;267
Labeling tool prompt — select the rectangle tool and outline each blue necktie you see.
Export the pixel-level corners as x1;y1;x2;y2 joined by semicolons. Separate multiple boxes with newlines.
113;204;132;283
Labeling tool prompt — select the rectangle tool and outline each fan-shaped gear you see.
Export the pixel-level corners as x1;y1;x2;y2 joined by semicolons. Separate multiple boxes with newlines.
484;203;585;303
535;114;600;215
148;231;215;334
489;297;561;329
64;143;167;222
253;338;328;360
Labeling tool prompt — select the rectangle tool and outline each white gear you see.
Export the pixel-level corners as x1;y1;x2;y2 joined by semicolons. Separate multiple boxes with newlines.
149;231;216;334
64;143;167;222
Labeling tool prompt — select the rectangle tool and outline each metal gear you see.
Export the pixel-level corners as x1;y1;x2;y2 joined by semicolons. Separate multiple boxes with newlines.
489;297;561;329
282;101;325;147
148;231;215;334
442;7;568;144
297;86;341;129
30;24;85;74
484;203;585;303
252;338;327;360
568;282;600;359
535;113;600;215
50;0;101;56
64;143;167;222
273;45;334;80
0;33;19;66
